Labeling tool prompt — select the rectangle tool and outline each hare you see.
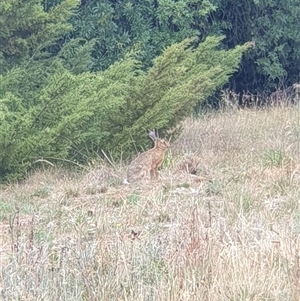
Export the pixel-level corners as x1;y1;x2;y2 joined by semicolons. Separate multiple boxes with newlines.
125;130;170;183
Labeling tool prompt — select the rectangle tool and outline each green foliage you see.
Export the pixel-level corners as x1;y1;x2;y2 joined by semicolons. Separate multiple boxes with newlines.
66;0;217;70
27;0;300;94
115;36;248;147
0;0;79;72
1;0;256;181
262;150;284;167
0;36;249;181
212;0;300;93
57;38;96;74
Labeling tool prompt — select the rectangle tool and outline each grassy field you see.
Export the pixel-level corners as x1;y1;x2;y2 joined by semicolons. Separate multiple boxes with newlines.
1;105;300;300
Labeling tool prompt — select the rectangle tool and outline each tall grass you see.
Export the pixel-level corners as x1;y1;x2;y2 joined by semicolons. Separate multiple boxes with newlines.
1;105;300;300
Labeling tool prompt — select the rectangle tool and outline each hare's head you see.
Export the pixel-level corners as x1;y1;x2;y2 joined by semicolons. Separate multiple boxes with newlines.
156;138;170;150
148;129;170;150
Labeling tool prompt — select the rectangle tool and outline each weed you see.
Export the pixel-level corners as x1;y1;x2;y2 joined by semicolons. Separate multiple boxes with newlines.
127;191;140;205
33;185;51;198
205;179;222;196
262;150;284;167
0;200;12;221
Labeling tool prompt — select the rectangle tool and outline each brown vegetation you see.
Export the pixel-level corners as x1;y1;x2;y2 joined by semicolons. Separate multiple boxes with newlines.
1;105;300;300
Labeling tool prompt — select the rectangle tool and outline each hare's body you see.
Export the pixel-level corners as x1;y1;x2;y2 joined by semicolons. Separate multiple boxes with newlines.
126;132;169;183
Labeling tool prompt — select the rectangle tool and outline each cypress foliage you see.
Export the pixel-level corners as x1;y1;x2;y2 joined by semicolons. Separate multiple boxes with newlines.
0;0;79;72
1;36;250;181
111;36;250;151
0;0;94;180
0;0;252;181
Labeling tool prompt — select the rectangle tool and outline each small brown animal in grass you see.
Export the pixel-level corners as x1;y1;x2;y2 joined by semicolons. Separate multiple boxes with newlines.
125;130;170;183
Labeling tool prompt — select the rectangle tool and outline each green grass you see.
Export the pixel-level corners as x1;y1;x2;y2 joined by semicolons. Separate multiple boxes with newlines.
1;105;300;300
0;200;12;221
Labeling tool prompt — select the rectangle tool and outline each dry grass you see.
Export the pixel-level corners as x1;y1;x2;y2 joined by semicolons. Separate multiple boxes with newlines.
1;106;300;300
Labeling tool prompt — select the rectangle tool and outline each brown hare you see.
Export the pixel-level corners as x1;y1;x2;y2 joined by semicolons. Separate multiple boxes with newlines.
125;130;170;183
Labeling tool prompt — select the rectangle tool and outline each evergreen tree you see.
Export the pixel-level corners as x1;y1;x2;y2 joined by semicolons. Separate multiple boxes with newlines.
0;36;250;181
65;0;217;70
0;0;95;180
0;0;79;72
211;0;300;93
39;0;300;93
1;0;255;181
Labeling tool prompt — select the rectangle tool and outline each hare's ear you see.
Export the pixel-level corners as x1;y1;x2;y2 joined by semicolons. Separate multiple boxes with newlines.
148;129;157;141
